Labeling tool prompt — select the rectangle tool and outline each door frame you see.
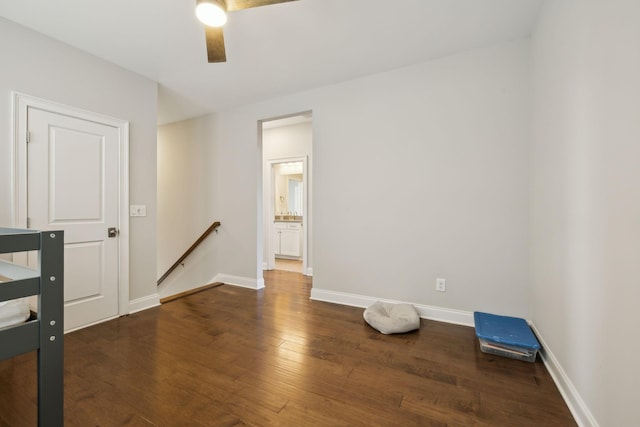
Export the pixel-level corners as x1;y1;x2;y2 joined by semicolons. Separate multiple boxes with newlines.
266;156;308;273
11;92;130;319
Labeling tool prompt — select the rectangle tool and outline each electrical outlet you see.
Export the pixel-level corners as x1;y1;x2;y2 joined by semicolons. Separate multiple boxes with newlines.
436;278;446;292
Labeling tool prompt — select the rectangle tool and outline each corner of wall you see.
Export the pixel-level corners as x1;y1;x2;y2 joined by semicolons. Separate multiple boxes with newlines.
530;323;599;427
128;293;161;314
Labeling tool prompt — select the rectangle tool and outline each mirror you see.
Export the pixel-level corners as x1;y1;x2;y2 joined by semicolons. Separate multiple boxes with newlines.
288;179;302;213
274;162;303;219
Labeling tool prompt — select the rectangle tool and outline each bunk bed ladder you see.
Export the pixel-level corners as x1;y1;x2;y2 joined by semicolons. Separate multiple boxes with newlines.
0;229;64;427
38;231;64;426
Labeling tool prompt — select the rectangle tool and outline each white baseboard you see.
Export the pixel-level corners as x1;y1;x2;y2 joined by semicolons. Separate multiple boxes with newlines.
309;288;474;327
128;293;161;314
65;293;160;333
529;323;598;427
159;273;264;300
65;314;119;334
213;273;265;290
262;262;268;270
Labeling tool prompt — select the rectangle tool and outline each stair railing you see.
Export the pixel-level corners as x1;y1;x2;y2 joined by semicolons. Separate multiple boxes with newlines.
157;221;221;286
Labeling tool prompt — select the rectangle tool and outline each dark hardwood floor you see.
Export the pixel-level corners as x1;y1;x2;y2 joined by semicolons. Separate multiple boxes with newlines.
0;270;576;426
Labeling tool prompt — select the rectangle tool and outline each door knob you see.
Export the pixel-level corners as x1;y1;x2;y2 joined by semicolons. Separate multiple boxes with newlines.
108;227;119;238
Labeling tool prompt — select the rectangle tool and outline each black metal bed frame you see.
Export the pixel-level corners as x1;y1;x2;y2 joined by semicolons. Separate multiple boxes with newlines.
0;227;64;427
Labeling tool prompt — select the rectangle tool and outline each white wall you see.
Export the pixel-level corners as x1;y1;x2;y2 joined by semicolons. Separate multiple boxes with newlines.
262;121;313;271
156;115;229;296
0;18;158;303
158;111;271;294
309;40;531;319
160;39;531;319
263;122;312;161
157;118;216;276
530;1;640;426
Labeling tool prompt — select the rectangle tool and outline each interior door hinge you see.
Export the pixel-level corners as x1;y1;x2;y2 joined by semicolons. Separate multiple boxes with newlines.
26;131;31;143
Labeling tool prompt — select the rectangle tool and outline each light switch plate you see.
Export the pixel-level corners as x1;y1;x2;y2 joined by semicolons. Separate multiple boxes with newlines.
130;205;147;217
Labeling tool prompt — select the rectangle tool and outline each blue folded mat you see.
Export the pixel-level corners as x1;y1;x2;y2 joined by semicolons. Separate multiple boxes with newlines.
474;311;540;350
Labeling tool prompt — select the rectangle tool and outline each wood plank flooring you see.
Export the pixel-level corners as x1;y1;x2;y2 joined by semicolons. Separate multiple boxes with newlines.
274;259;303;274
0;270;576;426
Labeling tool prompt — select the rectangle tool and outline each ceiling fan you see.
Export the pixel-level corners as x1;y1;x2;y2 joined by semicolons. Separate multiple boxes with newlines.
195;0;299;63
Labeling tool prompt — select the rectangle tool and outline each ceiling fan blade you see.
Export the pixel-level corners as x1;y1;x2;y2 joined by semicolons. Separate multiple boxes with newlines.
226;0;298;12
205;26;227;63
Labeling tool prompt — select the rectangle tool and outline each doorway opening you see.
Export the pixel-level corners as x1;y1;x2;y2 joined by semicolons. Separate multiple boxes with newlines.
260;112;312;278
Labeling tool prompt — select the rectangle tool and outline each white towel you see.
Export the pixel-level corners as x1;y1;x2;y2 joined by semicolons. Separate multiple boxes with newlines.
0;298;30;329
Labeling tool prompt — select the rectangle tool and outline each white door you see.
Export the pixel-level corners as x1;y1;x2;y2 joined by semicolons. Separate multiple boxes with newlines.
27;106;120;331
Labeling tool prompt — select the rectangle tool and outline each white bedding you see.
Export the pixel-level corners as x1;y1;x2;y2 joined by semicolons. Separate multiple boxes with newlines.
0;298;30;329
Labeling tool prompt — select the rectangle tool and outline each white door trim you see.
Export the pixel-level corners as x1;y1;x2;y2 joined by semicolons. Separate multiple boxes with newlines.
11;92;130;317
266;156;308;275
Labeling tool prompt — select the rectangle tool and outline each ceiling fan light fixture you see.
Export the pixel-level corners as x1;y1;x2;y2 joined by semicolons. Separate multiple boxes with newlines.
196;0;227;27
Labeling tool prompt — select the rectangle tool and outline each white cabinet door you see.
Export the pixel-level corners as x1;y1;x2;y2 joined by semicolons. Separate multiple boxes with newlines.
274;228;282;255
274;222;285;255
280;229;301;257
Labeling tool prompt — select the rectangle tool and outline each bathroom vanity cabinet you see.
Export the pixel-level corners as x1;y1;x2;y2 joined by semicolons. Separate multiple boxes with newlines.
274;222;302;258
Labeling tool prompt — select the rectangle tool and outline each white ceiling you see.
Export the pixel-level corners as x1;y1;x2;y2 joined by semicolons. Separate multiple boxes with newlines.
0;0;542;125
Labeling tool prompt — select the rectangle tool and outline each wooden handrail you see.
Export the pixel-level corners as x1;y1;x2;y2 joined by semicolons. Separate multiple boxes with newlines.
157;221;221;286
